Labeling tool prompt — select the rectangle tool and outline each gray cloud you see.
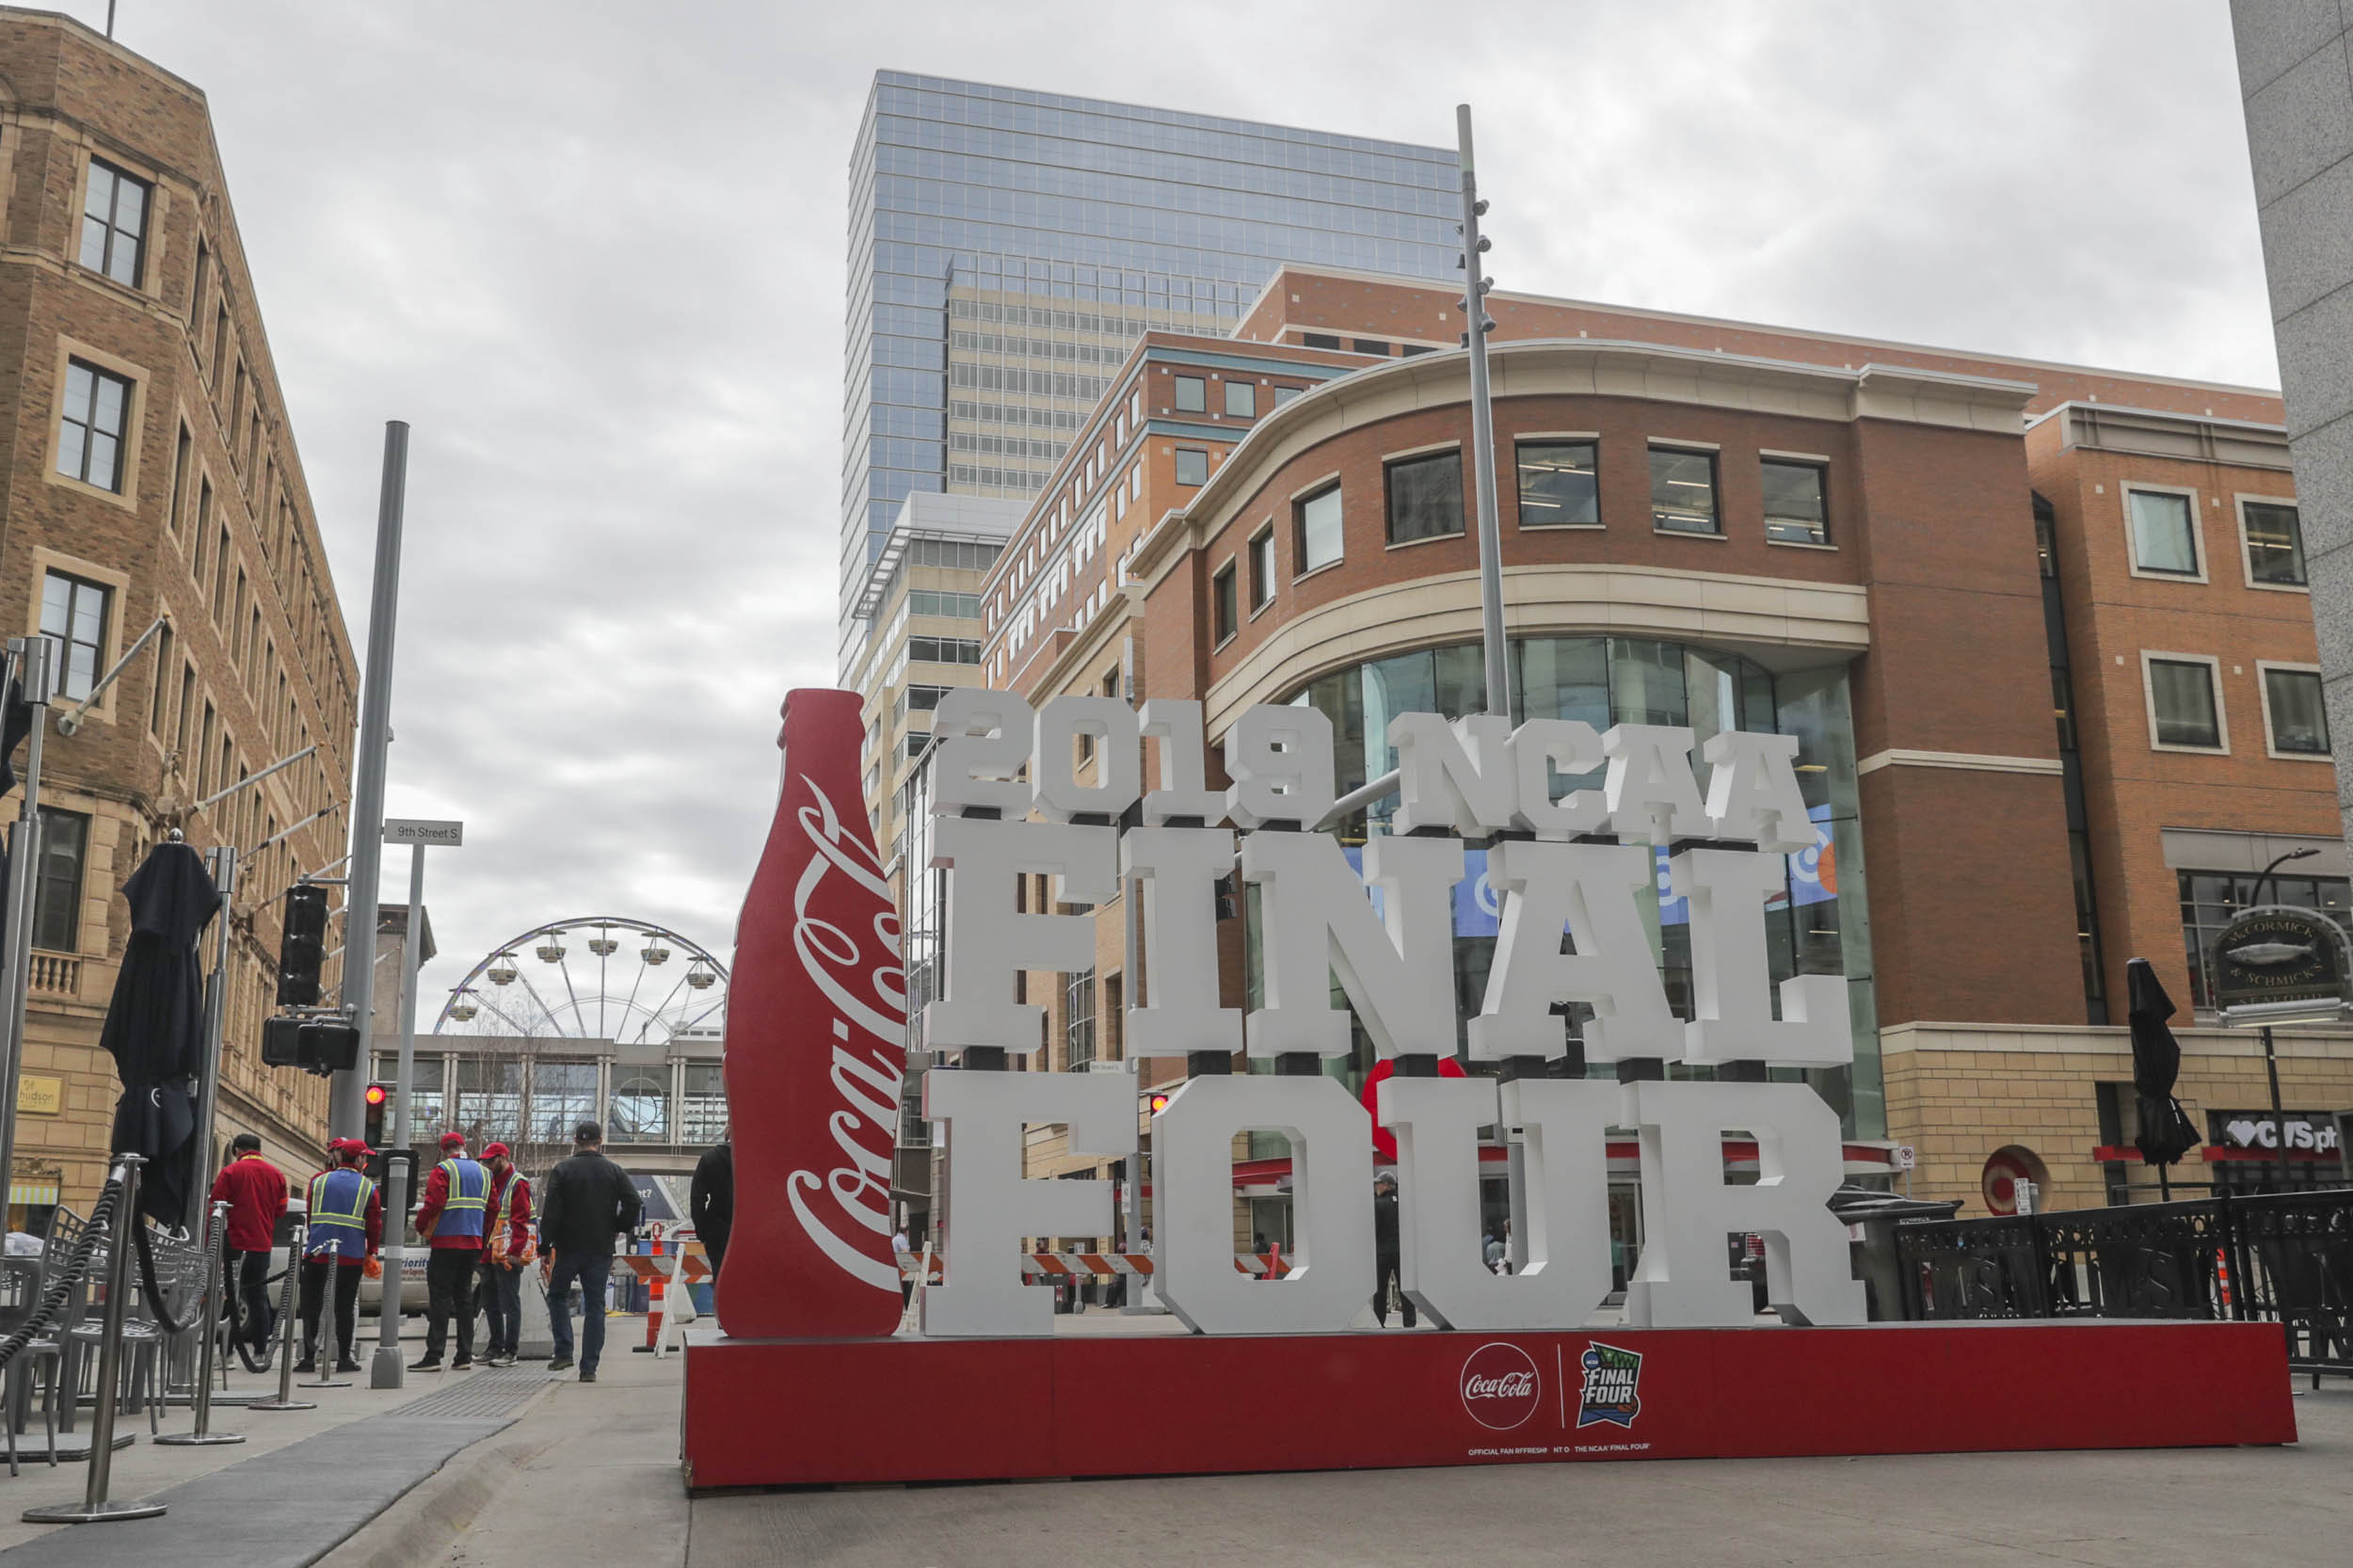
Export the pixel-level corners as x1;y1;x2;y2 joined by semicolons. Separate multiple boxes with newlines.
71;0;2273;1015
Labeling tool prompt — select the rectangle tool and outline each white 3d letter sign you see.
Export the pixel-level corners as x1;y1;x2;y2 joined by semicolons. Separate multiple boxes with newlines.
920;694;1865;1337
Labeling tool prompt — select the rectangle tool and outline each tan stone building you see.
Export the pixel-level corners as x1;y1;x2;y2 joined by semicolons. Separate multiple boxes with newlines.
1;11;357;1222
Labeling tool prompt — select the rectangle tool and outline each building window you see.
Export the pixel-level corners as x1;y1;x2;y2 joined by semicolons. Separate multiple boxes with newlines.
609;1069;669;1143
1273;385;1303;407
2127;488;2201;576
1174;376;1206;413
1212;561;1239;645
1353;339;1389;356
39;570;110;702
1649;446;1719;535
680;1062;728;1144
1303;332;1339;350
528;1059;600;1144
1175;447;1209;487
2145;655;2224;750
1516;440;1597;527
1225;381;1256;418
31;808;88;952
1385;450;1465;544
905;588;983;617
904;732;927;761
2261;664;2330;756
1248;527;1276;611
1065;968;1096;1068
2180;870;2353;1009
56;360;132;492
453;1057;525;1149
1761;458;1830;545
1295;484;1343;574
2240;500;2306;586
905;635;982;664
77;160;149;287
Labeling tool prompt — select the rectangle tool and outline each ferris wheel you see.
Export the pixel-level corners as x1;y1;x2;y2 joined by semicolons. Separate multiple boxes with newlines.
433;916;728;1046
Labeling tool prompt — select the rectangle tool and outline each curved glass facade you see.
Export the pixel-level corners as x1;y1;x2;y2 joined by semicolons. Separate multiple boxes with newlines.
1267;635;1881;1138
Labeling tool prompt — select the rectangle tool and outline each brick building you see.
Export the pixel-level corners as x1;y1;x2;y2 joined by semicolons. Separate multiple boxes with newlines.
903;259;2351;1244
0;12;357;1221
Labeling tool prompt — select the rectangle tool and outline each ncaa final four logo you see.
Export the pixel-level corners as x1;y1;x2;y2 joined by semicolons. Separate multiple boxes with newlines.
1577;1343;1643;1429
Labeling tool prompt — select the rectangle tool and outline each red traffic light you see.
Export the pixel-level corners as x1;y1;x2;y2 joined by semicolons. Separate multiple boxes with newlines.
1148;1093;1171;1114
364;1083;389;1108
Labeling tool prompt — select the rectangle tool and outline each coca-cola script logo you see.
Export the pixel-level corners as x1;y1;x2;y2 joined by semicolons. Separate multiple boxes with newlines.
781;772;908;1293
1459;1341;1543;1431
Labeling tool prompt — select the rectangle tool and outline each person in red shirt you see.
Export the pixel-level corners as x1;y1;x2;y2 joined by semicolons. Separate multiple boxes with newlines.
208;1133;288;1370
409;1131;489;1369
476;1143;535;1367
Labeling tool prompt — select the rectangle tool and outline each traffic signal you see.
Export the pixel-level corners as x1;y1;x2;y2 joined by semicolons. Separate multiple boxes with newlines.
364;1082;390;1148
277;883;328;1005
1147;1092;1171;1114
260;1015;361;1073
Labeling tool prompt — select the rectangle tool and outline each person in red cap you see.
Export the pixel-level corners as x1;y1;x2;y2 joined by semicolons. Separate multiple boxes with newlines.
409;1131;488;1370
208;1132;287;1371
296;1138;381;1374
475;1143;534;1368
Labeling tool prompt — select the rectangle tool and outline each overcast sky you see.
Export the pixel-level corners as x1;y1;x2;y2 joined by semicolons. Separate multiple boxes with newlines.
71;0;2272;1025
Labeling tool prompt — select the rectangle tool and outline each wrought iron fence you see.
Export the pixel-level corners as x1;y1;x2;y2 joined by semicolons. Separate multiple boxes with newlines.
1893;1189;2353;1379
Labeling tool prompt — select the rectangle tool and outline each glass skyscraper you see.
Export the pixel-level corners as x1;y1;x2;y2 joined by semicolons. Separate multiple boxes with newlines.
840;72;1464;674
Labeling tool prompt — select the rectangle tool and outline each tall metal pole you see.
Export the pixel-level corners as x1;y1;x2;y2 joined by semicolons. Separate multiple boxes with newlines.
0;637;56;1224
1456;105;1510;723
371;842;426;1389
185;845;237;1234
2263;1025;2291;1196
334;421;411;1141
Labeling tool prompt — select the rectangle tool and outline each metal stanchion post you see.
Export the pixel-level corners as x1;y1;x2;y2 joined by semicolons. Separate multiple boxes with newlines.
155;1200;242;1447
24;1157;166;1524
248;1222;316;1413
300;1240;352;1389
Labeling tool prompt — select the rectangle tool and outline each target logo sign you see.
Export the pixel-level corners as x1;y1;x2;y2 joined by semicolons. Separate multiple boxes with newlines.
1458;1341;1543;1431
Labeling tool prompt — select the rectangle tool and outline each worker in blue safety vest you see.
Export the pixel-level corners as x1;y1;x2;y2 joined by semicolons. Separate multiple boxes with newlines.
410;1130;489;1370
296;1138;381;1374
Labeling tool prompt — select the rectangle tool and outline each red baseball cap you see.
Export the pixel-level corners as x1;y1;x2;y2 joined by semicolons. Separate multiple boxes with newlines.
481;1142;511;1160
438;1132;467;1151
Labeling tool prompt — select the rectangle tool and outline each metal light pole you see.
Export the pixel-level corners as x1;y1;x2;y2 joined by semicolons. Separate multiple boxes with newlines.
372;843;426;1388
0;638;56;1220
185;845;237;1234
1456;104;1510;724
2250;846;2319;1195
372;820;458;1388
334;421;411;1141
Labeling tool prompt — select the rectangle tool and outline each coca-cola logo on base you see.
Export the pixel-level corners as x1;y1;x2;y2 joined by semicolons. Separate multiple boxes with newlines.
1459;1341;1543;1431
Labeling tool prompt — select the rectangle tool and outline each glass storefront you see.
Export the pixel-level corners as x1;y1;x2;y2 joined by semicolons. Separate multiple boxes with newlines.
1272;634;1882;1138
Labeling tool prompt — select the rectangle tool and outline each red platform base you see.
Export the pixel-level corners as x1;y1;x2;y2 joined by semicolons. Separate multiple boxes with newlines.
681;1320;2295;1491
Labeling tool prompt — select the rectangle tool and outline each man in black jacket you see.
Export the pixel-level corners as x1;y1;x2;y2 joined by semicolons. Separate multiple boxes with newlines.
536;1120;643;1382
1371;1171;1416;1328
689;1139;732;1278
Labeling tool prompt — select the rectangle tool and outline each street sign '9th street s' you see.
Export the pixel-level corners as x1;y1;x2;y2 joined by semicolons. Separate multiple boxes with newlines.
382;818;464;847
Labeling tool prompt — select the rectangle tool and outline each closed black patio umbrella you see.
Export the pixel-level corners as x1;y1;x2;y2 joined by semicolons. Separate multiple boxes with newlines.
99;839;217;1226
2126;957;2202;1200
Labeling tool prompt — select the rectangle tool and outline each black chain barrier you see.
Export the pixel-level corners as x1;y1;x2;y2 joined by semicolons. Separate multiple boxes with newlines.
0;1171;122;1372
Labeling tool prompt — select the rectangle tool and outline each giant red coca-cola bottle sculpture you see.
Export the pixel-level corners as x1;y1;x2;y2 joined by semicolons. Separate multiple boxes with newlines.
717;687;906;1337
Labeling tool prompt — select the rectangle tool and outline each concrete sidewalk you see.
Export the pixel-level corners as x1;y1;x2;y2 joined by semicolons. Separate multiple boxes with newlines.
318;1345;687;1568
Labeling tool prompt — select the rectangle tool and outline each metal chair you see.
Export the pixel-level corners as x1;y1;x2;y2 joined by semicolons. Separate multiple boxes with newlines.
0;1256;66;1476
